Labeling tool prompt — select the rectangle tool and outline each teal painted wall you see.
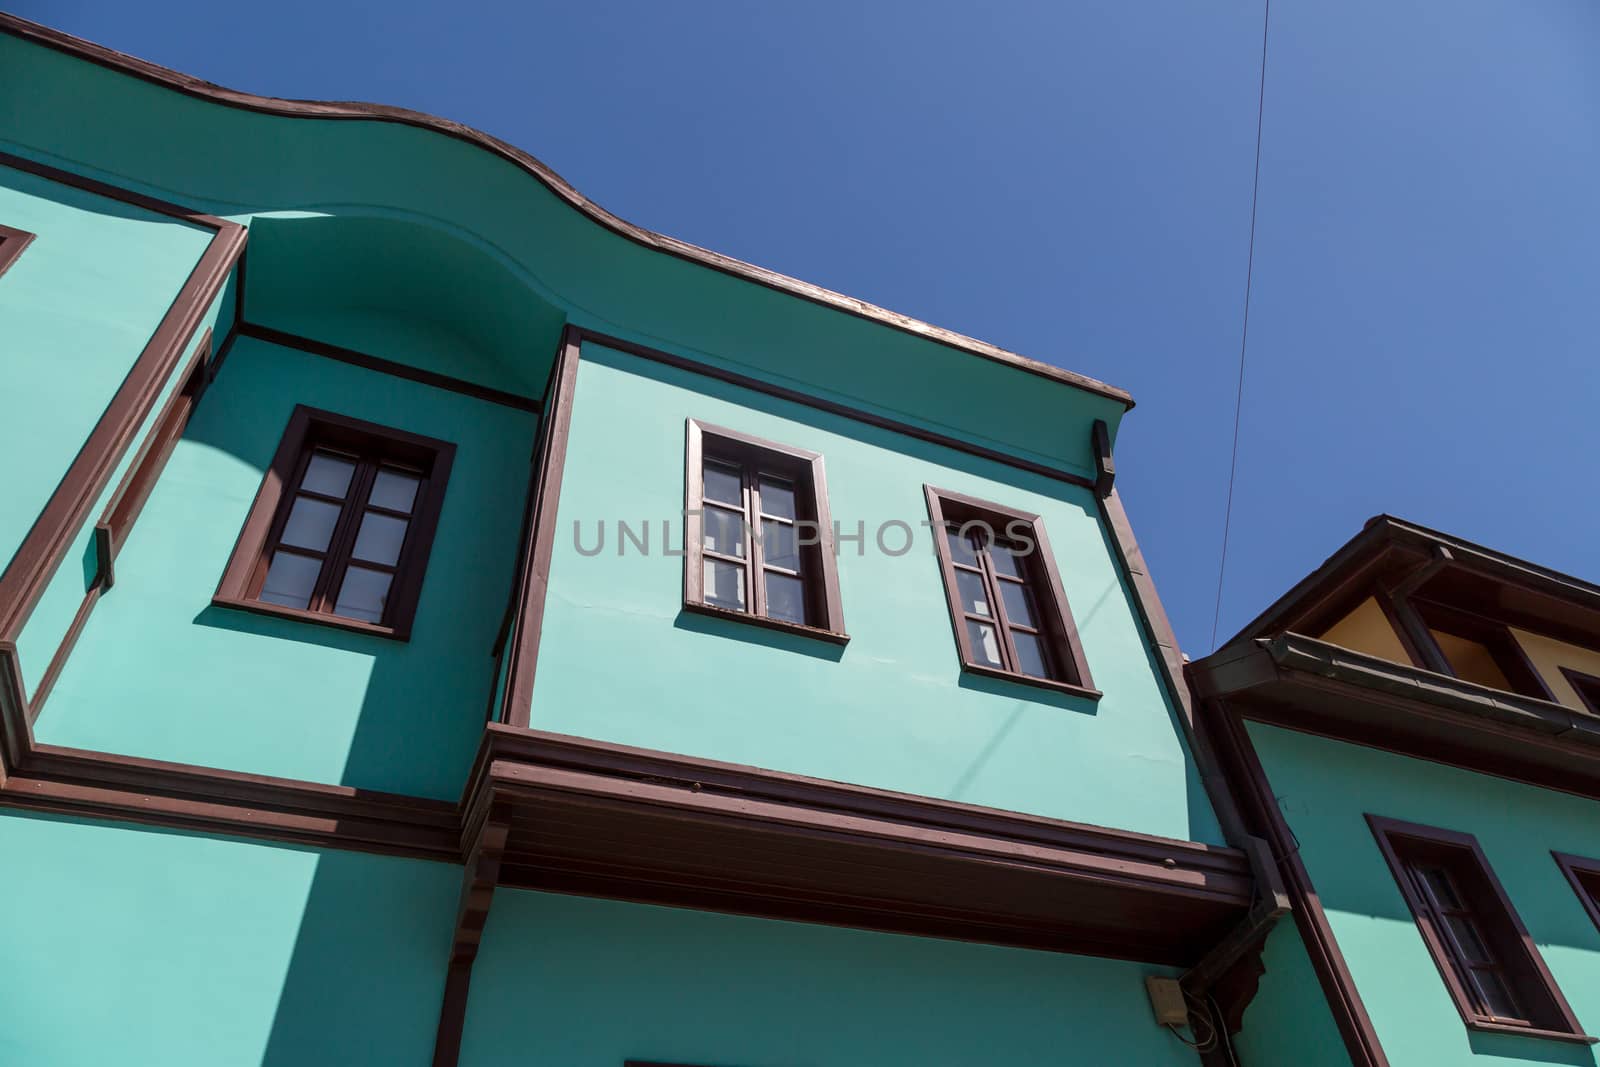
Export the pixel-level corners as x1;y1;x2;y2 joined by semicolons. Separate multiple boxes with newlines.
1232;920;1352;1067
0;809;456;1066
0;160;213;575
1249;721;1600;1066
460;889;1194;1067
34;334;536;799
533;344;1222;845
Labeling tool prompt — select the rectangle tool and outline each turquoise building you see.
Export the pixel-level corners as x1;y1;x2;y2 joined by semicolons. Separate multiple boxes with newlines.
0;13;1278;1067
1193;517;1600;1066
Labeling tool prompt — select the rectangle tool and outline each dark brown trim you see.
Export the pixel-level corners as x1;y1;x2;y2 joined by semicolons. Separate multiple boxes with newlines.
0;643;31;778
683;418;846;640
1099;480;1249;851
1091;418;1115;496
1408;596;1557;702
0;14;1135;411
1553;851;1600;941
1367;815;1591;1044
1202;697;1389;1066
0;222;37;280
236;322;538;412
0;151;245;650
431;799;510;1067
0;149;233;229
25;587;100;723
498;327;579;728
212;404;455;641
99;329;213;570
923;484;1097;697
576;327;1098;491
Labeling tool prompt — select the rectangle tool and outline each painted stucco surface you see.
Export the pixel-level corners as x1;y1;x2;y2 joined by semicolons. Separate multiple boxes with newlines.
1249;720;1600;1066
533;344;1222;845
35;334;535;799
460;889;1194;1067
1232;920;1351;1067
0;161;212;575
0;809;457;1067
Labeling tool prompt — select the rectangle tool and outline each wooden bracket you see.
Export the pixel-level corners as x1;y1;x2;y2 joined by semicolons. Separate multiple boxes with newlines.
431;797;512;1067
1091;420;1116;497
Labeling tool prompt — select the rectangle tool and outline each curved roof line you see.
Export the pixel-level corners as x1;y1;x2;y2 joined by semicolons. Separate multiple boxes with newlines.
1;13;1134;410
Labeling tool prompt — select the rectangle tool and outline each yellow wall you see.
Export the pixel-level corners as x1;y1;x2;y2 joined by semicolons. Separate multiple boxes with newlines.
1427;629;1511;690
1511;628;1600;711
1319;597;1412;664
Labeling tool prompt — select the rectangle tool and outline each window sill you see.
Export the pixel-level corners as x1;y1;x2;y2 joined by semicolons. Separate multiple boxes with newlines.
960;661;1103;701
211;595;409;642
682;600;850;646
1465;1019;1598;1046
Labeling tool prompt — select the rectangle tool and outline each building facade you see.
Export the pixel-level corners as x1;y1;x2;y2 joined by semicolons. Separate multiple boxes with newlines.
1193;517;1600;1066
0;14;1280;1067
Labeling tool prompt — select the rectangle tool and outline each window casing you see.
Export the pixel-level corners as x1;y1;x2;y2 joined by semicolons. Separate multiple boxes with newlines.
924;486;1096;698
0;223;36;281
683;419;845;641
1554;852;1600;942
1559;668;1600;716
215;405;455;640
1368;815;1589;1043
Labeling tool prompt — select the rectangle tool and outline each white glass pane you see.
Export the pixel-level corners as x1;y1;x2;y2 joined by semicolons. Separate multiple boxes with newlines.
702;504;746;558
761;518;800;572
260;551;322;610
280;496;342;553
703;460;743;507
302;452;356;497
966;619;1003;667
704;559;746;610
1012;631;1053;679
370;468;421;513
1001;582;1039;629
955;570;991;617
765;571;806;624
758;476;797;520
352;511;409;566
946;526;980;569
334;566;393;624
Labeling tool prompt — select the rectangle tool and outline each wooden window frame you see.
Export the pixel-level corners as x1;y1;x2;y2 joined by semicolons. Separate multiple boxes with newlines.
1367;815;1591;1044
1554;851;1600;941
923;485;1097;700
1559;668;1600;716
683;419;846;644
0;223;37;281
214;404;455;640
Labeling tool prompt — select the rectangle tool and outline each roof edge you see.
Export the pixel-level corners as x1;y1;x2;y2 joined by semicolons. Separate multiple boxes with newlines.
0;13;1135;411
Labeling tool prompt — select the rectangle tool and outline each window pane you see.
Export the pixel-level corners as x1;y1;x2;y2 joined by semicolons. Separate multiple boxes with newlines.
989;540;1025;581
955;570;991;617
966;619;1003;667
280;496;342;553
352;511;409;566
946;526;981;569
702;505;746;558
1012;631;1054;680
704;559;746;610
761;518;800;571
766;571;806;624
1445;915;1492;965
1471;968;1523;1020
1418;866;1463;910
334;566;393;624
370;468;421;513
1000;582;1040;629
260;551;322;610
758;476;797;520
703;460;743;507
302;452;356;497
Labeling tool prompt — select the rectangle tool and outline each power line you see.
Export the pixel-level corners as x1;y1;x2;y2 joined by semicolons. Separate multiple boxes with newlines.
1209;0;1272;652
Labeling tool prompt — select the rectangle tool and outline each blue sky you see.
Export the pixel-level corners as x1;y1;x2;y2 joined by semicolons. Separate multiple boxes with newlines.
21;0;1600;653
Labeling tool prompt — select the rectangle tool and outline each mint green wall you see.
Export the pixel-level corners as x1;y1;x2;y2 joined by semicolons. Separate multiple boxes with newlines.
34;334;536;799
0;160;213;575
2;31;1128;481
1249;721;1600;1066
460;889;1193;1066
1233;920;1352;1066
533;344;1222;844
0;809;456;1066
